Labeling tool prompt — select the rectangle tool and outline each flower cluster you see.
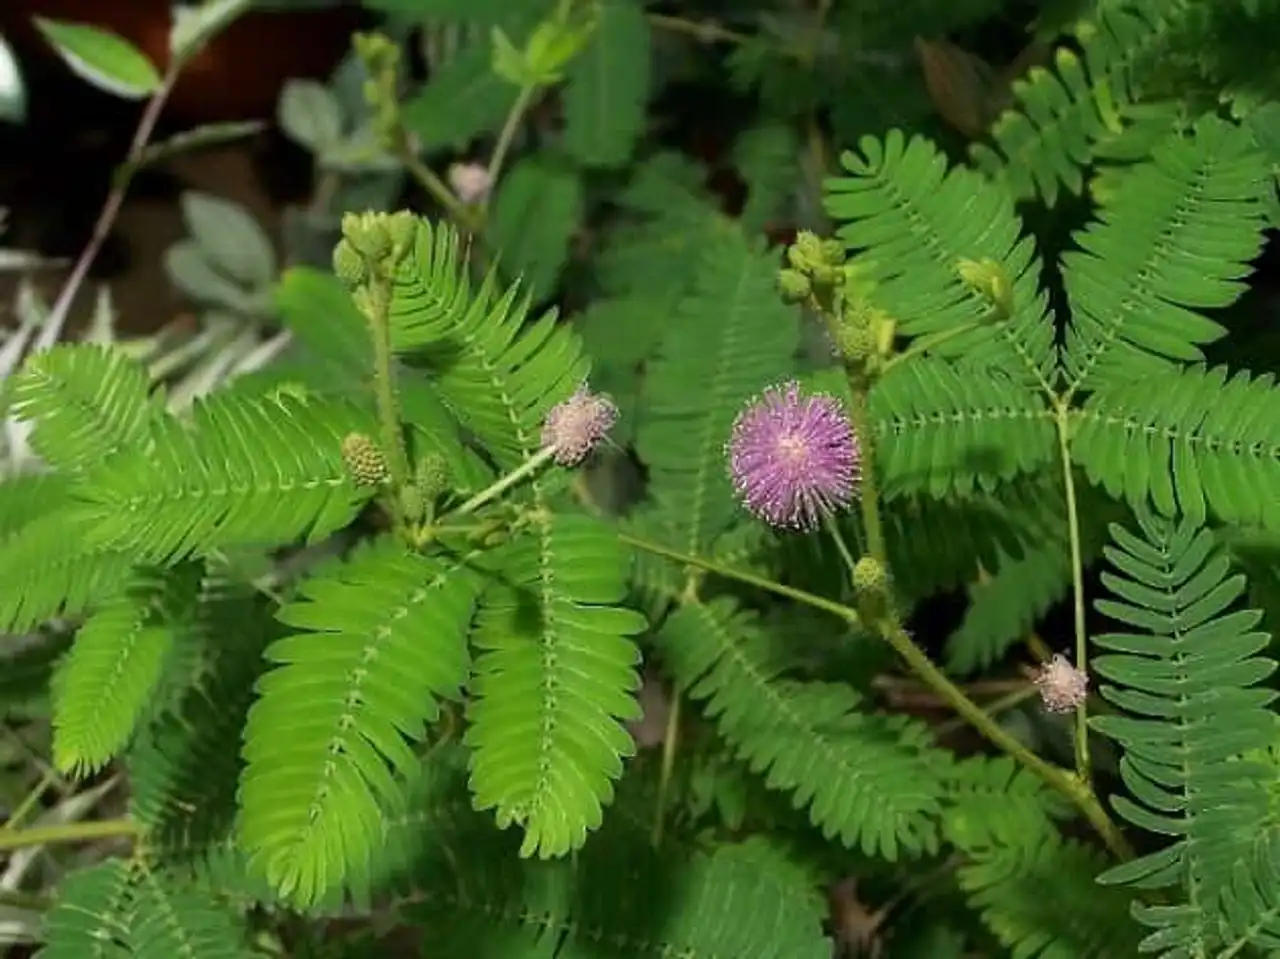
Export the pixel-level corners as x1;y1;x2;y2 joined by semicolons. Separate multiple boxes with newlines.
541;384;618;466
726;381;861;529
1034;654;1089;713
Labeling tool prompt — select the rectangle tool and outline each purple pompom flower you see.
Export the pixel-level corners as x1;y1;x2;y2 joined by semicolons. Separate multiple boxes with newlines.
541;383;618;466
727;381;860;529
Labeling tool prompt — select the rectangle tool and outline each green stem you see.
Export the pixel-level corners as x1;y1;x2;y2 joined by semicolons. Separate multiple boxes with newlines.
365;276;412;529
652;691;682;848
398;143;480;232
620;529;1132;859
880;618;1131;859
617;532;861;625
1055;402;1092;781
0;818;139;852
646;13;751;46
881;322;983;375
824;514;858;578
482;84;538;217
450;446;558;517
847;390;885;559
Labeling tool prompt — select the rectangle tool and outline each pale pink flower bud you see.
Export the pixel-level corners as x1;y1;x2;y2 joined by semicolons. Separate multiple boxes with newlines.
448;161;491;204
1034;654;1088;713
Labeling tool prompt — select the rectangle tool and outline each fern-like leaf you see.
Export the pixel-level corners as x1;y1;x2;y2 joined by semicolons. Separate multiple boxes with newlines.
75;388;376;564
51;564;202;777
1072;364;1280;531
466;513;647;857
126;865;255;959
236;535;480;907
0;477;133;631
944;756;1142;957
407;837;832;956
388;218;587;470
1089;508;1276;956
824;128;1057;388
35;860;135;959
1060;115;1269;399
655;596;948;859
8;343;163;472
970;2;1182;206
635;227;800;554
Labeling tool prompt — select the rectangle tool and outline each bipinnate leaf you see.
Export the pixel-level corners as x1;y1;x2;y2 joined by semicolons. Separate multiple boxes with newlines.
465;514;647;858
237;537;481;907
51;566;201;778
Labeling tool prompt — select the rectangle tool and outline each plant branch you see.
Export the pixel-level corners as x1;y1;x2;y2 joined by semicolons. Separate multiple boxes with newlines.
0;818;139;853
1055;401;1092;781
481;84;538;218
646;13;752;46
35;61;181;352
617;532;862;625
364;274;412;531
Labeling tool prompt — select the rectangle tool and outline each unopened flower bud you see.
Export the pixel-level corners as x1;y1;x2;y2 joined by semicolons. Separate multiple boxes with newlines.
777;268;812;303
332;239;367;288
399;483;425;523
341;211;392;261
957;257;1014;318
414;453;449;499
1034;654;1088;713
341;433;389;487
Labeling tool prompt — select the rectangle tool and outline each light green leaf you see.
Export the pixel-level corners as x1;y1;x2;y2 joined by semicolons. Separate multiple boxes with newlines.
487;153;583;302
34;18;161;100
0;33;26;123
277;79;343;152
179;192;277;289
163;240;256;311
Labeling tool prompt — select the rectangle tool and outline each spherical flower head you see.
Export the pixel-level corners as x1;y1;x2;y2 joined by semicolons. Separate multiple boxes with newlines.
727;381;860;529
1034;654;1088;713
541;383;618;466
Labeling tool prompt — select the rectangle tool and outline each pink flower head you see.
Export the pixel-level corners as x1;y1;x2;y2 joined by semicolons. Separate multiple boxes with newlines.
727;381;860;529
541;383;618;466
1034;654;1088;713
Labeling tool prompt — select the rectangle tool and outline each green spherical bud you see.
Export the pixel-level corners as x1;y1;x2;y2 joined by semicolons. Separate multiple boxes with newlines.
819;238;846;265
386;211;417;263
777;268;812;303
341;433;389;487
414;453;450;499
792;230;824;263
834;323;877;362
852;556;889;595
399;483;425;523
341;211;392;261
332;239;367;288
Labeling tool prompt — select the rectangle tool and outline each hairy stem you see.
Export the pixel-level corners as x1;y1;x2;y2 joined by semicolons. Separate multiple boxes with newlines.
847;390;885;558
0;818;139;852
364;275;412;527
1055;402;1092;780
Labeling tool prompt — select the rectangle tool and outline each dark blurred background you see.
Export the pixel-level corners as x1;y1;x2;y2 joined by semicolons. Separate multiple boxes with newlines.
0;0;371;337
